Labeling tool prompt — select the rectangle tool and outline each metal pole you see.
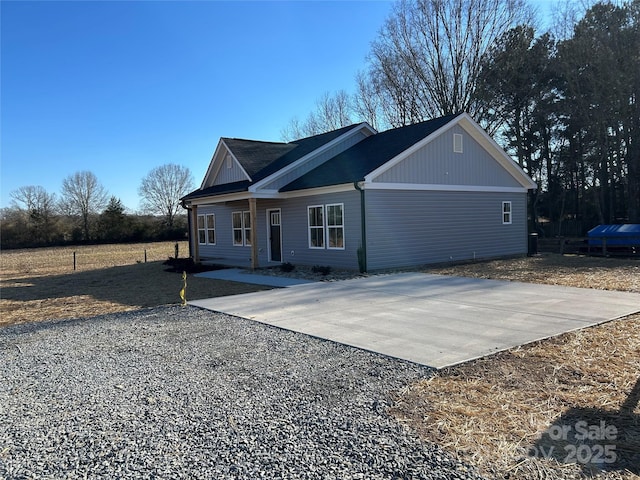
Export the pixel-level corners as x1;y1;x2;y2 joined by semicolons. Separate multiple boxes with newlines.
73;252;76;271
144;249;147;263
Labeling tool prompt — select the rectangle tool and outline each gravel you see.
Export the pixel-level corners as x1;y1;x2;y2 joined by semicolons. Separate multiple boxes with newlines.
0;306;484;480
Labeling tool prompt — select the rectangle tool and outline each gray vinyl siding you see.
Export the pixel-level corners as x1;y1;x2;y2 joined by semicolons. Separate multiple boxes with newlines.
277;190;361;270
197;203;254;267
365;189;528;271
261;131;369;191
373;125;521;187
196;191;362;270
212;156;248;186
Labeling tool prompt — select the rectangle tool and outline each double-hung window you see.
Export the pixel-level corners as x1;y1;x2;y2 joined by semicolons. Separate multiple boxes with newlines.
197;215;206;244
232;211;251;246
308;203;344;249
308;206;325;248
502;201;512;224
197;214;216;244
326;204;344;249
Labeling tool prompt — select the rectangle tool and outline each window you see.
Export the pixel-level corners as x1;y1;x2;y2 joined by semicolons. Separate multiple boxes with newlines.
308;206;325;248
502;201;512;224
233;211;251;246
197;215;206;244
453;133;463;153
197;214;215;244
326;204;344;249
243;211;252;246
206;214;215;244
308;203;345;249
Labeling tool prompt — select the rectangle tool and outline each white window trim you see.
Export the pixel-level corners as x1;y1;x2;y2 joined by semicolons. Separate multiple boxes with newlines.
197;214;206;245
232;211;251;246
502;201;512;225
307;205;325;249
243;211;252;247
453;133;463;153
197;213;216;245
326;203;345;250
205;213;216;245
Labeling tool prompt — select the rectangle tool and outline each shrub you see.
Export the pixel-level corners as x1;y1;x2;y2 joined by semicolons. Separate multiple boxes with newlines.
280;262;295;272
311;265;332;276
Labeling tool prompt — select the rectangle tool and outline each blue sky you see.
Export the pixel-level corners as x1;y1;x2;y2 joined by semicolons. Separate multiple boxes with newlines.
1;0;394;211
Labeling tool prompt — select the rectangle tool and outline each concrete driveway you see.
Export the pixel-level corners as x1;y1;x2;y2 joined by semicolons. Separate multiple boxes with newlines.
190;273;640;368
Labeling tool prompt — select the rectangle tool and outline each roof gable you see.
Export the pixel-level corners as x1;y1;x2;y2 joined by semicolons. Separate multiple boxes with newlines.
280;114;460;192
281;113;536;192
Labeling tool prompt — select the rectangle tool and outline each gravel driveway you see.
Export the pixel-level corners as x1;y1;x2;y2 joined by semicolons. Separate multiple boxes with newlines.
0;306;483;479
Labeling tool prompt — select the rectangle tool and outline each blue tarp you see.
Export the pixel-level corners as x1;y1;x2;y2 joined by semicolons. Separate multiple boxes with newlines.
587;224;640;246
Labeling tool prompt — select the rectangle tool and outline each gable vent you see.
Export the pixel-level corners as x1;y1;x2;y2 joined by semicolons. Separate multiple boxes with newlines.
453;133;463;153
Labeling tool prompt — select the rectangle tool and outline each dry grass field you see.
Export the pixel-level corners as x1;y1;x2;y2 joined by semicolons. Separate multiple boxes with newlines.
1;244;638;479
0;241;270;327
399;256;640;480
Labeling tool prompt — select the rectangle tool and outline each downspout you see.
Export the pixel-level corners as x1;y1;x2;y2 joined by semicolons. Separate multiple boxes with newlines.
354;181;367;273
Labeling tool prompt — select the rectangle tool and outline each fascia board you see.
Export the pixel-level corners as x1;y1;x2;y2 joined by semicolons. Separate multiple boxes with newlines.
189;191;254;206
185;184;354;206
249;123;376;193
364;182;529;193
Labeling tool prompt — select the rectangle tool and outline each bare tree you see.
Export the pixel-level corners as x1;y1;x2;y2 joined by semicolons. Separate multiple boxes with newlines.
360;0;532;128
60;171;108;241
9;185;58;244
10;185;56;213
138;164;194;228
281;90;355;141
354;71;382;130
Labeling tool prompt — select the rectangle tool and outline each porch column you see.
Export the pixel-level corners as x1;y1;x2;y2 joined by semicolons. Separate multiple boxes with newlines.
249;197;258;270
191;204;200;263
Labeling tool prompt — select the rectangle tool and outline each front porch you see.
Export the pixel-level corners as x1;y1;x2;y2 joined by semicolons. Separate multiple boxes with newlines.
188;197;284;270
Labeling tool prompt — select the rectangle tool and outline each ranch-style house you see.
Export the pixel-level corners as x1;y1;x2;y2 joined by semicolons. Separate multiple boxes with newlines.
181;113;537;272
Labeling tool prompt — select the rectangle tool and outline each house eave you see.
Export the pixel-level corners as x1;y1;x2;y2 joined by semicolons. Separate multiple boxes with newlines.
364;182;531;193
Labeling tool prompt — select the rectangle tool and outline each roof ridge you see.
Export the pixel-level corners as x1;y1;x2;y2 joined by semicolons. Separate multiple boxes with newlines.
223;137;289;145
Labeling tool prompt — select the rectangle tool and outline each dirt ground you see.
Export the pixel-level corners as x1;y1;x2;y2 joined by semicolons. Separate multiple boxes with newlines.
1;244;639;479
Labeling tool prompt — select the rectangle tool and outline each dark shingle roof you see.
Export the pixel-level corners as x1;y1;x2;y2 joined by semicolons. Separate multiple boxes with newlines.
280;114;460;192
249;124;360;181
182;124;363;201
222;139;296;178
182;115;461;201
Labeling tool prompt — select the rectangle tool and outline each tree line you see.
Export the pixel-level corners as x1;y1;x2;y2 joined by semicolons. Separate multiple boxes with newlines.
1;165;194;249
282;0;640;235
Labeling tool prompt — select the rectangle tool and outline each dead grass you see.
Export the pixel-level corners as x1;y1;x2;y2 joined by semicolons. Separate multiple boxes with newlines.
0;241;270;327
389;254;640;480
426;254;640;293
